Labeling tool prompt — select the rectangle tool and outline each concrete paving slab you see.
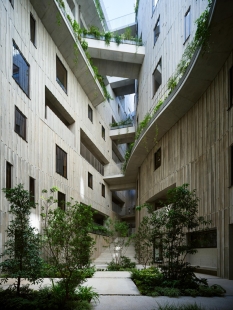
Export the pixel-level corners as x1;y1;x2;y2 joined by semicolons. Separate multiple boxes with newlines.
85;277;140;295
93;271;131;278
91;296;233;310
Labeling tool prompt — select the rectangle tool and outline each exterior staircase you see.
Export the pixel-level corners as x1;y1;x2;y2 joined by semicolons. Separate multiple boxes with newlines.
93;240;137;269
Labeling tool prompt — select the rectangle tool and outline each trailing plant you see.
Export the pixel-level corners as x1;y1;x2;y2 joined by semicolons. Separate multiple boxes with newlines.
114;33;123;46
0;184;43;295
94;0;105;22
110;116;133;128
104;31;112;46
134;0;140;16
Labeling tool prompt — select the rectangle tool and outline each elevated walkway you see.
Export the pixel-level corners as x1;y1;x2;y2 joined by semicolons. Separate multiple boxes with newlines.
110;126;135;144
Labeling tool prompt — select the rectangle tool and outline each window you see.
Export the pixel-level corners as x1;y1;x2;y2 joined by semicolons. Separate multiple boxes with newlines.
154;16;160;45
118;104;120;114
152;58;162;96
15;106;27;140
56;56;67;93
88;172;93;189
6;162;12;189
231;145;233;186
29;177;35;203
102;184;105;197
184;7;191;43
88;105;93;122
56;145;67;178
58;191;66;210
9;0;14;7
188;229;217;248
102;125;105;140
30;14;36;46
229;66;233;109
13;41;30;96
154;148;161;170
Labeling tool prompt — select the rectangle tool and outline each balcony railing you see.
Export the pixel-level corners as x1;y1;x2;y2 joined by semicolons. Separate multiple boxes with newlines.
80;142;104;175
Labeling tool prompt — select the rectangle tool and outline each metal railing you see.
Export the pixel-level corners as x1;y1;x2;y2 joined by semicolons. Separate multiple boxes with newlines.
80;142;104;176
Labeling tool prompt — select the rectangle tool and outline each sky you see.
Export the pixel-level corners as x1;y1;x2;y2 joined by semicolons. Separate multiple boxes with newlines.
101;0;136;30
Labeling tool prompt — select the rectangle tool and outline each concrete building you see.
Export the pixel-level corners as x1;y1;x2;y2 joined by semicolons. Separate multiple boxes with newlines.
0;0;233;279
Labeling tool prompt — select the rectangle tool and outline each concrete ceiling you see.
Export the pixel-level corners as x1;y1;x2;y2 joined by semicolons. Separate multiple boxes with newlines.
110;78;135;96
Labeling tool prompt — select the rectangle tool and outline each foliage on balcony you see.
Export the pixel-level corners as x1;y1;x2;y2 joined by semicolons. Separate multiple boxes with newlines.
110;117;133;128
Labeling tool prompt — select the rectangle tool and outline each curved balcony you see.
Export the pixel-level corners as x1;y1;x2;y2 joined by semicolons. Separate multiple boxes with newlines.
104;0;233;190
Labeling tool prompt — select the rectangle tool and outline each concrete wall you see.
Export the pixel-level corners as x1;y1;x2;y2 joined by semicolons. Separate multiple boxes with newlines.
0;0;131;258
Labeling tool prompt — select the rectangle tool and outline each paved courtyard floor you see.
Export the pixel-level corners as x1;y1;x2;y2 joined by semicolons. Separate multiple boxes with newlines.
1;272;233;309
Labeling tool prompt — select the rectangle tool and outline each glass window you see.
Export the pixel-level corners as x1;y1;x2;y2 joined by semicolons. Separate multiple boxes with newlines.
30;14;36;46
6;162;12;189
29;177;35;203
102;126;105;140
102;184;105;197
56;56;67;93
56;145;67;178
88;172;93;189
154;148;161;170
152;58;162;96
58;191;66;210
154;16;160;45
15;106;27;140
184;8;191;42
188;230;217;248
88;105;93;122
13;41;30;96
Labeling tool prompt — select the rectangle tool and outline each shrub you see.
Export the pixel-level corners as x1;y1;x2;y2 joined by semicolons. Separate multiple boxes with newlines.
157;305;206;310
75;286;99;303
107;256;136;271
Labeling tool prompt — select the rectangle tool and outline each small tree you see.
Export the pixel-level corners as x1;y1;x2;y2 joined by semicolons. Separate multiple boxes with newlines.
0;184;43;294
134;216;154;268
104;218;131;264
149;184;209;282
41;188;95;301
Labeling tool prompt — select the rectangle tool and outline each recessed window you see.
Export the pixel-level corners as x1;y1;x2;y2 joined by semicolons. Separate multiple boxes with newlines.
154;148;161;170
30;14;36;46
231;145;233;186
29;177;35;203
188;229;217;248
88;105;93;122
88;172;93;189
229;66;233;109
56;56;67;93
58;191;66;210
102;184;105;198
184;7;191;43
15;106;27;140
152;58;162;97
102;125;105;140
152;0;159;13
154;16;160;45
56;145;67;178
6;162;12;189
118;104;120;114
13;41;30;96
9;0;14;8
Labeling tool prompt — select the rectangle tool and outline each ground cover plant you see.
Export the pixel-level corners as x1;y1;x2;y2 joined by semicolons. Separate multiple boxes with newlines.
0;185;98;310
132;185;226;297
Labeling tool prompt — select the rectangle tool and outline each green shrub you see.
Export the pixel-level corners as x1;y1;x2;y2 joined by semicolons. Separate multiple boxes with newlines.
162;287;180;297
183;289;199;297
107;256;136;271
75;286;99;303
157;304;206;310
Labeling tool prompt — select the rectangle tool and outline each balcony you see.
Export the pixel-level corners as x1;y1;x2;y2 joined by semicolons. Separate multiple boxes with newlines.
80;142;104;175
110;125;135;144
30;0;105;106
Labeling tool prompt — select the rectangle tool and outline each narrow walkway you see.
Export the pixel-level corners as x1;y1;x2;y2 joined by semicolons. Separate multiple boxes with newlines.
89;272;233;310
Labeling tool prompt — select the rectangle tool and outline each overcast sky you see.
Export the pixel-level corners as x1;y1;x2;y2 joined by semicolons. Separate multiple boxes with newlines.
101;0;136;30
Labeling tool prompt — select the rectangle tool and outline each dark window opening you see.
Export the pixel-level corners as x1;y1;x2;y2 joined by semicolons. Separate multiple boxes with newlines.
154;16;160;45
56;145;67;178
58;191;66;210
152;58;162;96
231;145;233;186
6;162;12;189
102;183;105;197
184;7;191;43
188;229;217;248
102;125;105;140
118;104;120;114
88;172;93;189
88;105;93;122
30;14;36;46
56;56;67;93
13;41;30;96
154;148;161;170
229;66;233;109
15;106;27;140
9;0;14;8
29;177;35;203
